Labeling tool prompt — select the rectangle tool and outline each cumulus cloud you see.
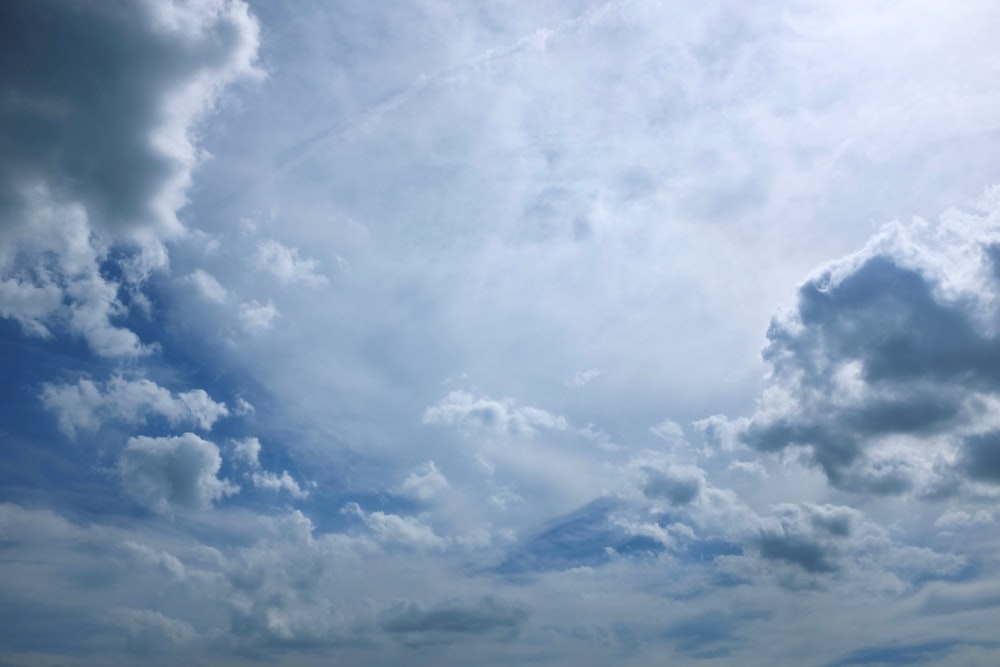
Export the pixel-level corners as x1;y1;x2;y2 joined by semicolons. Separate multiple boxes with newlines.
0;0;259;354
732;188;1000;495
239;299;279;331
252;240;328;286
398;461;448;501
423;391;567;435
40;375;228;438
342;502;447;551
251;470;309;499
232;436;262;467
119;433;238;512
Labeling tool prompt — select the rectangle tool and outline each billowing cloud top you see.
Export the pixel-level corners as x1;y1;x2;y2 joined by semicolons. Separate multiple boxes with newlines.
2;1;1000;666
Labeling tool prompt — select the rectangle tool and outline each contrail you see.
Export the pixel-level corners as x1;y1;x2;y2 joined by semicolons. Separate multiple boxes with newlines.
205;0;632;211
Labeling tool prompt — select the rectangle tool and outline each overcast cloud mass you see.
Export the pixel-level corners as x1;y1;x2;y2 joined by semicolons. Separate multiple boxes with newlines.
2;1;1000;665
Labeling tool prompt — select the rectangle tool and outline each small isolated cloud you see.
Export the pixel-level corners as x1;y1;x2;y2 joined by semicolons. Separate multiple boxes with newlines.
118;433;238;513
253;239;328;286
239;299;279;332
398;461;448;501
40;375;228;438
423;391;567;435
251;470;308;499
565;368;601;388
232;436;262;468
182;269;227;303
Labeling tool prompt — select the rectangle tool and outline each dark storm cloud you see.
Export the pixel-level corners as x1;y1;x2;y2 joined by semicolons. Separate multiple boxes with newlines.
734;210;1000;495
0;0;258;235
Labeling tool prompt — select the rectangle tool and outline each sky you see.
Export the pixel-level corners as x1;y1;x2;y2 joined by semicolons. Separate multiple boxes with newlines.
2;0;1000;665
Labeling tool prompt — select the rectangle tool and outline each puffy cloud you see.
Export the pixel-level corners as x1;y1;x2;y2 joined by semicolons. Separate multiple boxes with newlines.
423;391;567;435
342;502;448;551
398;460;449;501
182;269;228;303
118;433;238;512
239;299;279;332
733;189;1000;495
0;0;259;353
0;0;260;237
252;239;328;286
232;436;262;467
40;375;228;438
0;194;151;356
251;470;308;499
934;509;994;530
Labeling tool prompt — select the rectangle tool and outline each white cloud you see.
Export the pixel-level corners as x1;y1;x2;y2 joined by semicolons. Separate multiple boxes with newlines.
118;433;238;513
565;368;601;388
398;461;448;501
239;299;279;332
232;436;262;467
423;391;567;435
183;269;228;303
342;502;447;551
40;375;229;438
251;470;309;499
253;239;328;286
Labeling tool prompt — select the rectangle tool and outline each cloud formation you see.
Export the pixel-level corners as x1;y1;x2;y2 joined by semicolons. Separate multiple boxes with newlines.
0;0;260;353
118;433;237;512
41;375;228;437
735;189;1000;496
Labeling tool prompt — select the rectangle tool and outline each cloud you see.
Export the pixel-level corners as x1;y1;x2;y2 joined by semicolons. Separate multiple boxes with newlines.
108;607;198;651
0;0;259;354
232;436;262;467
40;375;228;437
0;0;260;238
732;189;1000;495
379;595;527;638
118;433;238;512
182;269;228;303
565;368;601;388
253;239;328;286
398;460;449;500
342;502;447;551
251;470;308;499
239;299;279;331
423;391;567;435
119;540;186;581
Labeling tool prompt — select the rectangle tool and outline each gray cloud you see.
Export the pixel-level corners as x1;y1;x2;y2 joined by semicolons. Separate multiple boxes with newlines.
379;595;527;639
734;194;1000;495
118;433;238;512
0;0;259;354
0;0;259;237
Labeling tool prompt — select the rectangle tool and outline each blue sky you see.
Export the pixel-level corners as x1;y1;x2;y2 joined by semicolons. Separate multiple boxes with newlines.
2;0;1000;665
